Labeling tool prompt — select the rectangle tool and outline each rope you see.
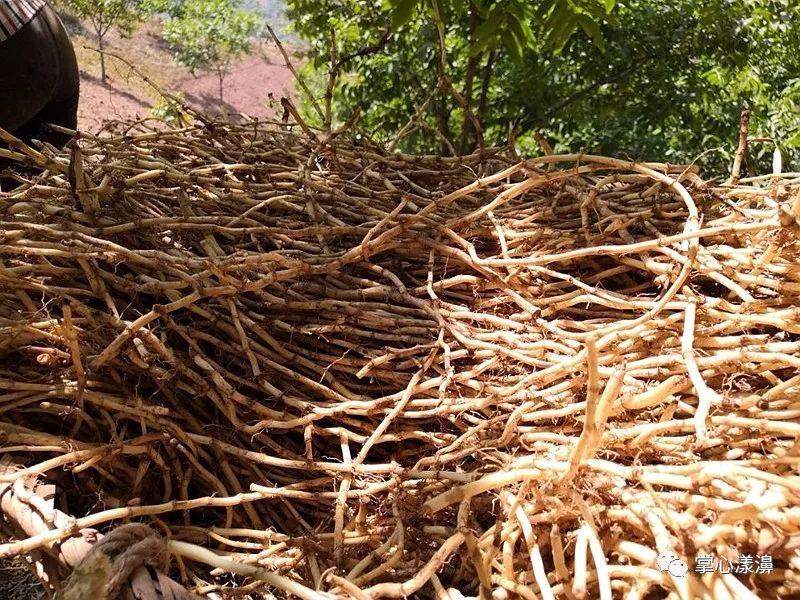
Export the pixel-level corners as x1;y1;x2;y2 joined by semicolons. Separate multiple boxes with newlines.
57;523;193;600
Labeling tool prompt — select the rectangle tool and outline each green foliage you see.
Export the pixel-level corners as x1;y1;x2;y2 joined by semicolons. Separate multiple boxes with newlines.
60;0;145;37
58;0;148;83
287;0;614;152
158;0;259;101
287;0;800;174
511;0;800;172
537;0;617;53
470;0;536;61
151;93;192;125
59;0;148;81
386;0;615;56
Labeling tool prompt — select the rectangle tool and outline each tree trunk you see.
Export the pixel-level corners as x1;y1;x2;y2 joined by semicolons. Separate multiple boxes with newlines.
477;50;497;125
98;32;107;84
459;2;481;154
218;69;225;105
459;52;481;154
435;96;451;155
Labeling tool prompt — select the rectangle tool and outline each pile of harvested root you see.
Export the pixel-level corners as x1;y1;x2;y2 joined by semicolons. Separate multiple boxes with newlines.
1;119;800;600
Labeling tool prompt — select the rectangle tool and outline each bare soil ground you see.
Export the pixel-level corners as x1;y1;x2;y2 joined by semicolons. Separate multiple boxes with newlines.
180;55;294;119
0;556;45;600
63;17;295;133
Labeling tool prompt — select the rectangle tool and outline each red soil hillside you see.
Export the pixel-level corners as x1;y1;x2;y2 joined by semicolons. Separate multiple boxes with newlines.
63;17;295;133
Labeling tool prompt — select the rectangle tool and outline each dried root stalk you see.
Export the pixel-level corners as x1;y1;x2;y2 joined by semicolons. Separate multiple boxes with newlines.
0;118;798;598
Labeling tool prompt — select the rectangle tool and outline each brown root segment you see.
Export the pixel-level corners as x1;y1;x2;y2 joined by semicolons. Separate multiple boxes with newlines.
0;119;799;598
728;108;751;185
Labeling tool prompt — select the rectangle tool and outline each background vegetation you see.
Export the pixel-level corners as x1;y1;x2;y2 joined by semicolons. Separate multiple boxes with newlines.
54;0;800;174
155;0;260;102
61;0;148;82
287;0;800;173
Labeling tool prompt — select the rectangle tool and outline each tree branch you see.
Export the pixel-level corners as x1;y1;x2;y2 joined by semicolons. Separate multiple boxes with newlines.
429;0;484;153
543;59;643;122
335;28;392;70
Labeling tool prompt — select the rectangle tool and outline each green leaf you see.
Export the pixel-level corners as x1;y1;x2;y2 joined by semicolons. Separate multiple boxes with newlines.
786;131;800;148
545;6;577;53
508;13;535;47
471;14;502;55
390;0;418;29
579;1;608;21
502;32;524;62
576;13;605;51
